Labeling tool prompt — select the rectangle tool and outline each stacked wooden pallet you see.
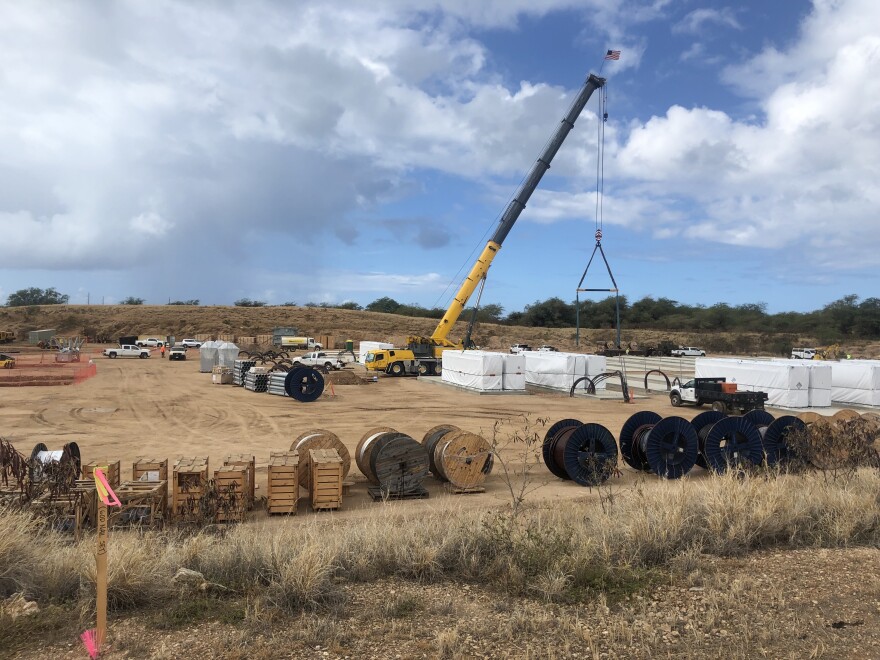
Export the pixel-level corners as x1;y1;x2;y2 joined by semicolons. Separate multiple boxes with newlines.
213;466;247;523
267;452;299;514
111;480;168;528
223;454;255;509
133;457;168;482
172;456;209;520
309;449;343;511
82;460;121;489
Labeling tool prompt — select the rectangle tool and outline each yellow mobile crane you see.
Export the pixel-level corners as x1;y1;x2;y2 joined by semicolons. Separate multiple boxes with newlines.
365;72;606;376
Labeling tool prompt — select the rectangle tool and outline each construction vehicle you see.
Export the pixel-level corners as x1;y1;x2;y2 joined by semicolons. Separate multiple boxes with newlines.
0;331;14;344
812;344;843;360
365;72;606;376
0;353;15;369
670;377;768;414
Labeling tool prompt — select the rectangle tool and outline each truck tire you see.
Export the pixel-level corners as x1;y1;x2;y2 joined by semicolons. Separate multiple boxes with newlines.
390;362;405;376
711;401;726;413
417;362;429;376
324;362;333;370
140;353;147;359
109;352;117;358
435;363;442;375
670;392;682;407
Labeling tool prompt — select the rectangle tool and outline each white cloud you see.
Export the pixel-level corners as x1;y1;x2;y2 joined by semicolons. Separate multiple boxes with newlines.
673;8;741;35
612;0;880;267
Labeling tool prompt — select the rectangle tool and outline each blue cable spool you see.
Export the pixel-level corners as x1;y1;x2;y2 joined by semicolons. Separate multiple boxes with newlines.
559;423;618;486
641;416;698;479
284;366;325;402
691;410;725;469
763;415;806;465
743;409;776;462
619;411;661;472
542;419;582;480
702;416;764;473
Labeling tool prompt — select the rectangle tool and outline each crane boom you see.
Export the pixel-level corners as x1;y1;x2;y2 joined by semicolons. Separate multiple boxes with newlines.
428;72;606;345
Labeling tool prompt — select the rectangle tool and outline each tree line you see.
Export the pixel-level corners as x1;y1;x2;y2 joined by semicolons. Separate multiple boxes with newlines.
5;287;878;341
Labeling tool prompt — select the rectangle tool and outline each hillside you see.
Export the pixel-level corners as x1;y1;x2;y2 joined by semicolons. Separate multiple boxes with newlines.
0;304;874;355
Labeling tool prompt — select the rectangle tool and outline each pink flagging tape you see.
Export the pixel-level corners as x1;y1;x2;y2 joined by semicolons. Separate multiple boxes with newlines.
81;628;98;659
94;468;121;507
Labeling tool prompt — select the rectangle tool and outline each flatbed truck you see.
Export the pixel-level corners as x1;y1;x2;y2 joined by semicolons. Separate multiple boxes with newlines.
669;377;768;414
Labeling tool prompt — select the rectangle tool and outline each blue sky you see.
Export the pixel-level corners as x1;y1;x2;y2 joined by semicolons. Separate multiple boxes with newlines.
1;1;878;315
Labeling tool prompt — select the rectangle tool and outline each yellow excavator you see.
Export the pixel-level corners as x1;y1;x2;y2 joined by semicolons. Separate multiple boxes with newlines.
365;72;606;376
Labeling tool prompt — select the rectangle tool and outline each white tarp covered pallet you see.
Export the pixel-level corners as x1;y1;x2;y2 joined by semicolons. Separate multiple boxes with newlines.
829;361;880;406
695;358;810;408
358;341;394;364
199;340;220;373
524;352;607;392
768;359;832;407
442;350;503;391
501;353;526;391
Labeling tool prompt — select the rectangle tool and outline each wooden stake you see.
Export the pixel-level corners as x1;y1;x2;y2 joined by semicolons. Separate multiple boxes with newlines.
96;493;108;652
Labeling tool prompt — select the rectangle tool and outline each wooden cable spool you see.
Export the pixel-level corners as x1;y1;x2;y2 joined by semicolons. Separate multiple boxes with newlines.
291;429;350;486
431;429;493;489
356;427;398;484
832;409;860;421
421;425;460;478
357;427;428;493
797;411;824;425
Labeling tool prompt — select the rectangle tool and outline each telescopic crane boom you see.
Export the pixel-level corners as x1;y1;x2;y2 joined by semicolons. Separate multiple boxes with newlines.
425;72;606;347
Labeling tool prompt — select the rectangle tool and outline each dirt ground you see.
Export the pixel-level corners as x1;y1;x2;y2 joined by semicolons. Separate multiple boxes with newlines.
0;347;696;516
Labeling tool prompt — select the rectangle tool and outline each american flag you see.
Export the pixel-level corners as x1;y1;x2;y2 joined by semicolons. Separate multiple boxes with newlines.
604;50;621;60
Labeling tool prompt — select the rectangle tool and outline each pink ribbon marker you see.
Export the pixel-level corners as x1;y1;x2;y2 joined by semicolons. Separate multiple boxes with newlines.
81;628;99;659
94;468;121;507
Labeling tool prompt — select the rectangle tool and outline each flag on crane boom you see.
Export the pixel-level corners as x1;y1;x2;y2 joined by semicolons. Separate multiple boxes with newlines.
604;50;621;60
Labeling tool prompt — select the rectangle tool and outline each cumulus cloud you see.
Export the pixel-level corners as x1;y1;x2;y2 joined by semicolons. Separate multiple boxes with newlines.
673;8;741;35
613;0;880;268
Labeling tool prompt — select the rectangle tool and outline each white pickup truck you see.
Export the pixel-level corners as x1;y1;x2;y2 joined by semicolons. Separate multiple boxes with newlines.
291;351;344;371
103;344;151;359
791;348;817;359
670;346;706;357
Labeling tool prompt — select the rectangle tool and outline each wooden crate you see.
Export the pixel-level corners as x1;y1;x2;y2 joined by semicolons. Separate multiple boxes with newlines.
309;449;343;511
82;460;121;489
268;451;299;515
223;454;255;509
172;456;209;519
133;457;168;482
33;480;97;540
214;467;247;523
110;480;168;528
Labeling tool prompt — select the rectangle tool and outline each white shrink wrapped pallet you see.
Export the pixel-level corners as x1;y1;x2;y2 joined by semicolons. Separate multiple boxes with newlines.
695;358;810;408
770;359;832;407
441;350;504;391
358;341;394;364
501;353;526;391
524;352;607;392
829;361;880;406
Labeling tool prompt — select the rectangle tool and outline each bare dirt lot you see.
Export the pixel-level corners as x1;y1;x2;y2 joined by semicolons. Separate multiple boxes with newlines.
2;350;879;659
0;347;690;515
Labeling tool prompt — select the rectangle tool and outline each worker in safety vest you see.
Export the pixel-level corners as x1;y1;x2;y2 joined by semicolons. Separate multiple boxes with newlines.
160;345;166;358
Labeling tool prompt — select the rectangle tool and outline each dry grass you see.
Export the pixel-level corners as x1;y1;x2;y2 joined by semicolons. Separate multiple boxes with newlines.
1;469;878;618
